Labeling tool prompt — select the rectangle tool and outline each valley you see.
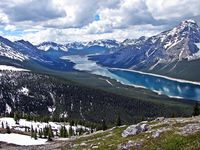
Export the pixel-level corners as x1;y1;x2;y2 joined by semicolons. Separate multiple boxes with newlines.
62;55;200;101
0;19;200;149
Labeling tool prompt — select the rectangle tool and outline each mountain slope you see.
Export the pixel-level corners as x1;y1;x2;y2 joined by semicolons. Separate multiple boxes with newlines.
0;70;194;124
37;39;120;55
90;20;200;81
5;116;200;150
0;37;74;72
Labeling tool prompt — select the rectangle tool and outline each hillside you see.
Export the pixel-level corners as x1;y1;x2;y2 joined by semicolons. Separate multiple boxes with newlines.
0;69;194;124
1;116;200;150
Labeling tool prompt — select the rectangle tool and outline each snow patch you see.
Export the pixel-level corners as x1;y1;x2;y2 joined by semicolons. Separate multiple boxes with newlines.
0;133;47;146
195;43;200;50
18;87;29;96
5;103;12;114
106;79;113;86
0;65;29;72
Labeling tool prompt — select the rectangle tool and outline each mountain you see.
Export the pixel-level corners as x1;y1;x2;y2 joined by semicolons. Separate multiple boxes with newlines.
90;20;200;81
0;37;74;71
0;36;29;63
37;41;68;52
37;39;120;55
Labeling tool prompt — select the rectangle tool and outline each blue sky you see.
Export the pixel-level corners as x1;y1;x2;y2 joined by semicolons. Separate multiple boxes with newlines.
0;0;199;44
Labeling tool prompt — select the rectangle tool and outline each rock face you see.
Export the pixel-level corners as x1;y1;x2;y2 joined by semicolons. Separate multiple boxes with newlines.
122;123;149;137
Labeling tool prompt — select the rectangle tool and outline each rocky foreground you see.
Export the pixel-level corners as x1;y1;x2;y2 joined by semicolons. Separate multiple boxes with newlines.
1;116;200;150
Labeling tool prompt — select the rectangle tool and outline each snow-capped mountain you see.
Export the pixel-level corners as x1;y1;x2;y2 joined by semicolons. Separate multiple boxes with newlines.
122;36;147;46
37;39;120;53
0;36;74;71
37;41;68;52
91;20;200;73
1;19;200;81
0;36;29;62
85;39;120;49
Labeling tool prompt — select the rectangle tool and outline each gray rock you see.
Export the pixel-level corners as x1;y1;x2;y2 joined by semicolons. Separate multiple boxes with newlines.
181;123;200;135
118;140;143;150
122;123;149;137
152;127;170;138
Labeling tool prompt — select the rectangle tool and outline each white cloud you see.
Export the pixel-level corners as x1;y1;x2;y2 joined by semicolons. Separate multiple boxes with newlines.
0;0;199;44
146;0;200;20
4;25;16;31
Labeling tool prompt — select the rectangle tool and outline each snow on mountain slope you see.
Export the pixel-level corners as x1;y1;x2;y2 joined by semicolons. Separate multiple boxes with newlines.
86;39;120;49
0;41;28;62
37;39;120;52
91;20;200;71
0;65;29;71
37;42;68;52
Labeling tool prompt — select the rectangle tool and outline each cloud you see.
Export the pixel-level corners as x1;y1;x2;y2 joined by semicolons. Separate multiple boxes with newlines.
4;25;16;31
146;0;200;22
99;0;158;27
1;0;66;22
0;0;199;44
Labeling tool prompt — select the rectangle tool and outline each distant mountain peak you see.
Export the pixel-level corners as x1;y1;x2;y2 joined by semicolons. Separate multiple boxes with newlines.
176;19;199;33
181;19;197;25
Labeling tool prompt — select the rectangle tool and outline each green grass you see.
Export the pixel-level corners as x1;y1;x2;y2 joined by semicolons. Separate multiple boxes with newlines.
63;117;200;150
143;130;200;150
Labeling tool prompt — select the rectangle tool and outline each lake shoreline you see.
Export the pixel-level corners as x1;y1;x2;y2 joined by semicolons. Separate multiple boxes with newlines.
110;68;200;86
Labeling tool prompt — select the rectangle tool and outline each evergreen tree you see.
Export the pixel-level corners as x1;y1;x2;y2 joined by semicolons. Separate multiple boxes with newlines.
39;129;43;138
6;123;11;134
171;112;176;118
33;130;37;140
43;126;48;138
25;126;28;132
69;126;73;136
60;126;64;137
70;120;75;126
63;126;68;138
79;127;83;135
48;127;53;141
192;102;200;116
101;119;107;131
115;114;121;126
1;122;4;129
14;111;20;124
56;129;58;137
35;128;37;133
31;125;34;138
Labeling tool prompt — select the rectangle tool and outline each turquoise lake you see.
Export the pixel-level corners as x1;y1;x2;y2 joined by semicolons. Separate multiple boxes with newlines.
62;55;200;101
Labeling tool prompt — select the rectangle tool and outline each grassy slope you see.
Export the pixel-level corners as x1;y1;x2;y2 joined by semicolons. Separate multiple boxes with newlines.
65;116;200;150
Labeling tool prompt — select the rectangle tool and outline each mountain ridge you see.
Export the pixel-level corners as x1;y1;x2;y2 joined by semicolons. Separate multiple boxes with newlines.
89;19;200;81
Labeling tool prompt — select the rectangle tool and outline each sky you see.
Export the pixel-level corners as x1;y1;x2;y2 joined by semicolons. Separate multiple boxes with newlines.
0;0;200;44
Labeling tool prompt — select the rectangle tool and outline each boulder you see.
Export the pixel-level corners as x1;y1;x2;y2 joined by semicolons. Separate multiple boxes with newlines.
122;123;149;137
